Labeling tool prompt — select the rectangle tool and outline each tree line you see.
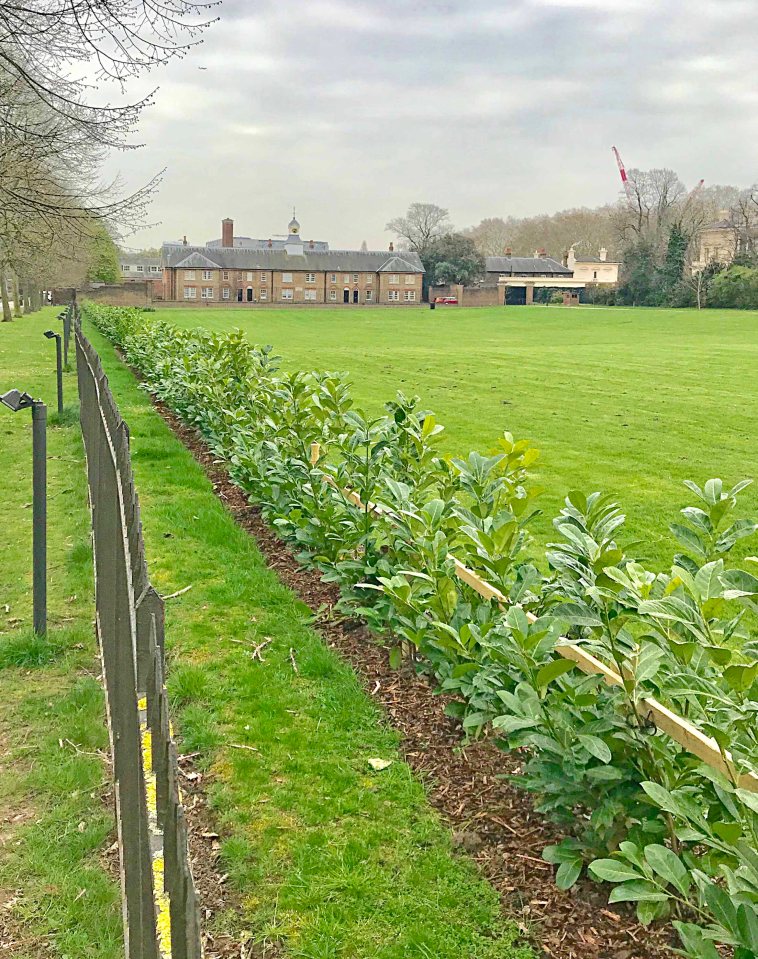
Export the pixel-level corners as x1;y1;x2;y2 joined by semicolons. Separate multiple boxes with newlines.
0;0;217;320
386;175;758;309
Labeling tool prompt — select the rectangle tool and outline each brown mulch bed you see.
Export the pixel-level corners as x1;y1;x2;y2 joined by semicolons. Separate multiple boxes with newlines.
150;395;679;959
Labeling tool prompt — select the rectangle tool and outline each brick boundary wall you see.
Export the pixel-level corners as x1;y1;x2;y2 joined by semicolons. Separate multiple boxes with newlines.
155;300;427;309
430;285;502;307
53;284;155;308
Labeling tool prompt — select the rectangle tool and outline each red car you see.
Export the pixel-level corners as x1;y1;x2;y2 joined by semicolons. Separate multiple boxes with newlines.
434;296;458;305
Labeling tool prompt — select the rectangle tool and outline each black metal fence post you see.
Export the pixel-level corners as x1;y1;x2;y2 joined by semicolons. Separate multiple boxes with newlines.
32;400;47;636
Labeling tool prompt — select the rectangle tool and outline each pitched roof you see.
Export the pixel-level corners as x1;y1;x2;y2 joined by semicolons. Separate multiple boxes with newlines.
172;251;226;269
119;255;162;268
163;244;424;273
572;255;620;264
485;255;571;276
378;255;424;273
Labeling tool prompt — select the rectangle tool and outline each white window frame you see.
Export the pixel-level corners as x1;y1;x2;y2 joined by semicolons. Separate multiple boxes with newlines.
260;272;268;283
365;274;373;284
246;271;253;281
150;265;160;273
136;265;144;273
259;289;268;300
330;274;337;283
343;274;350;283
281;289;294;300
222;270;229;280
282;272;293;284
185;270;196;280
304;289;317;301
365;289;373;301
405;275;415;285
352;273;359;283
201;286;214;299
329;289;337;301
122;265;131;272
388;290;399;301
222;287;230;299
202;269;213;280
404;290;416;302
305;272;316;283
389;274;400;284
184;286;197;299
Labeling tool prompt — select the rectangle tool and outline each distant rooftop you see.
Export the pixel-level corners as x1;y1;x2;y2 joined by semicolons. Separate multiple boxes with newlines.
162;245;424;273
206;236;330;251
485;255;571;276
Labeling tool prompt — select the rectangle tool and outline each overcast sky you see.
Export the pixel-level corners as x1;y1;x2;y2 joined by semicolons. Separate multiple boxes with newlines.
109;0;758;251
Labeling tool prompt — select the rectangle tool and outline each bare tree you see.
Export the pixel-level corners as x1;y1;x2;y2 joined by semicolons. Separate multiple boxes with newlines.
0;0;218;264
386;203;452;256
614;167;688;248
463;217;513;256
0;1;218;132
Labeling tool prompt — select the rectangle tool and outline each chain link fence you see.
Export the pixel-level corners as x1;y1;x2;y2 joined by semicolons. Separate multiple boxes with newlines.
74;306;202;959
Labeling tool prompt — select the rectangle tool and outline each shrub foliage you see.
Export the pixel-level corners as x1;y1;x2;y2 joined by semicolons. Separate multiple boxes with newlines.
88;304;758;957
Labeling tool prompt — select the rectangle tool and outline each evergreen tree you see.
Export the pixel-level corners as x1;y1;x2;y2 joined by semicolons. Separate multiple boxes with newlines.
88;227;121;284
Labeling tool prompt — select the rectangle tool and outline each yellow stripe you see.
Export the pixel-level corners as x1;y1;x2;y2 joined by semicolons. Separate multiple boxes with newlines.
140;712;172;956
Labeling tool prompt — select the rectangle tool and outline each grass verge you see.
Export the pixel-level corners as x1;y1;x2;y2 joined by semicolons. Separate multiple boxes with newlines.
84;317;534;958
0;308;121;957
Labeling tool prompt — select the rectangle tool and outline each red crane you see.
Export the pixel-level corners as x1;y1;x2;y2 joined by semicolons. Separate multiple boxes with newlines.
612;145;634;205
612;147;704;211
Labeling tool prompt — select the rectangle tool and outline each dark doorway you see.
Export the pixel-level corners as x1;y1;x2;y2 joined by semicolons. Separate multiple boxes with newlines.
237;289;243;302
353;289;359;303
246;287;253;302
343;288;350;303
505;286;527;306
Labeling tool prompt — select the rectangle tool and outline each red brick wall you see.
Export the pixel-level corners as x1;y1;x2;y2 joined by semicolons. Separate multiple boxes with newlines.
81;283;153;306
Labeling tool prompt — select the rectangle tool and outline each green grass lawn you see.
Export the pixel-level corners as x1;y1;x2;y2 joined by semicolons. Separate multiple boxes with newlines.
81;320;532;959
161;304;758;568
0;309;122;957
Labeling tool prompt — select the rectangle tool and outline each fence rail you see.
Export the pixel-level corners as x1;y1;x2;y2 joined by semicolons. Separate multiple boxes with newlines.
309;442;758;793
75;311;201;959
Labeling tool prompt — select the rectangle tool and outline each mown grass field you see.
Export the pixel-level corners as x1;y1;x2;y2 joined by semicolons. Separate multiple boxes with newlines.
163;304;758;568
0;308;122;957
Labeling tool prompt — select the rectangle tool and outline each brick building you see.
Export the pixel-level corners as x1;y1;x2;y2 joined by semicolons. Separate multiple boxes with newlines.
160;214;424;305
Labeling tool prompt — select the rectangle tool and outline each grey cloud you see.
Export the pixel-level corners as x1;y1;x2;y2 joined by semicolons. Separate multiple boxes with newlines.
107;0;758;248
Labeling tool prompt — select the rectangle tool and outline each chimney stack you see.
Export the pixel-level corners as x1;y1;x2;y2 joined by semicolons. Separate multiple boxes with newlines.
389;241;394;252
599;247;607;262
504;246;512;256
222;218;234;248
182;235;187;246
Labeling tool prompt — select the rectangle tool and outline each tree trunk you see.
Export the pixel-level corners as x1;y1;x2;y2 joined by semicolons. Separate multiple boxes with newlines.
29;287;41;313
12;275;23;317
1;270;12;321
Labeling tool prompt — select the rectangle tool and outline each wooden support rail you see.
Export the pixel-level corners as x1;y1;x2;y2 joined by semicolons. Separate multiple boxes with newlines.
308;443;758;793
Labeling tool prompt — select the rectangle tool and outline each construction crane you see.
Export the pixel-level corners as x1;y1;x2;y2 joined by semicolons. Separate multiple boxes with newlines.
612;146;634;206
612;146;704;213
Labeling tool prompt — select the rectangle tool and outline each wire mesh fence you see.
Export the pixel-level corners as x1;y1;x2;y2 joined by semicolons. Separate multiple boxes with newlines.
74;306;201;959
